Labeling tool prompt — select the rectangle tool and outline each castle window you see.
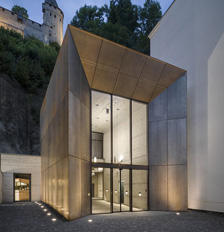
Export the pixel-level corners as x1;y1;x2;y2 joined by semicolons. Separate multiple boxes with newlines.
60;19;61;22
2;8;5;11
54;15;56;18
49;33;51;36
50;12;52;16
11;12;14;15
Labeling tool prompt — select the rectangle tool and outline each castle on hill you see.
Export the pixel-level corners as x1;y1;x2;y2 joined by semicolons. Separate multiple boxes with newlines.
0;0;63;45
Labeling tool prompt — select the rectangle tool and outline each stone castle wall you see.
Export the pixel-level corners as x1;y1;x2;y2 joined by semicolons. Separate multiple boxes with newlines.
0;3;63;45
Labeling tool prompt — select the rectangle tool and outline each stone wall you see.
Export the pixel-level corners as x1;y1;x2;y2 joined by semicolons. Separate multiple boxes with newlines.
0;74;41;155
0;4;63;45
149;74;187;211
0;7;47;43
1;153;41;203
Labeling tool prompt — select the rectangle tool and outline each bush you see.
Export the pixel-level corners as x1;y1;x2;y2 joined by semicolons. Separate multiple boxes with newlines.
0;27;59;93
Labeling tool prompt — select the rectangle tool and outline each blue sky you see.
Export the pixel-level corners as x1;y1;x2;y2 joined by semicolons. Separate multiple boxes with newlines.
0;0;174;34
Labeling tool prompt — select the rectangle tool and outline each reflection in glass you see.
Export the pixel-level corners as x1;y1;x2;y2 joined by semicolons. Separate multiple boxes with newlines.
113;96;130;164
91;91;111;163
132;170;148;211
14;174;30;201
132;101;148;165
92;167;111;214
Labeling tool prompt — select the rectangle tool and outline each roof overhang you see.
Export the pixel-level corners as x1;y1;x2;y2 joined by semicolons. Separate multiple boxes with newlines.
69;25;186;103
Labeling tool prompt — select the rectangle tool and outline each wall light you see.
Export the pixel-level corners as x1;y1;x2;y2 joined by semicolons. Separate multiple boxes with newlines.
125;191;128;195
119;155;123;163
106;189;108;192
115;190;117;193
93;157;97;163
139;192;142;197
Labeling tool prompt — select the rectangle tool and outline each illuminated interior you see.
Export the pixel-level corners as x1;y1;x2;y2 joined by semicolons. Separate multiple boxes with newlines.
14;174;31;202
91;90;148;214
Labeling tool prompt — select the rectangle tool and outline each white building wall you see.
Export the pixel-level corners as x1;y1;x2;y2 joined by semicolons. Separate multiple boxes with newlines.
1;154;41;203
150;0;224;212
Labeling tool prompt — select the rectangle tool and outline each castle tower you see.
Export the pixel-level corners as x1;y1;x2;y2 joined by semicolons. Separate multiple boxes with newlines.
42;0;63;45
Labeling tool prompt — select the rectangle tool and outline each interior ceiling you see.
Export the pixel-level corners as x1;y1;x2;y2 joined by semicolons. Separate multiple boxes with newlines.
69;25;186;103
92;91;130;133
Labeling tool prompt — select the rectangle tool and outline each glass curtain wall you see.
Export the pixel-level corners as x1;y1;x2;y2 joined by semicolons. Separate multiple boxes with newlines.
91;90;148;214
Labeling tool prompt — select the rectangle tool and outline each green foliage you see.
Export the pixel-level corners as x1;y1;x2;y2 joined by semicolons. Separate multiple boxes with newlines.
12;5;29;19
71;0;162;55
0;27;59;93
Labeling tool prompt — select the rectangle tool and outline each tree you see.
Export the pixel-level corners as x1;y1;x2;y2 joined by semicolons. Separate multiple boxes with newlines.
70;0;162;55
12;5;29;19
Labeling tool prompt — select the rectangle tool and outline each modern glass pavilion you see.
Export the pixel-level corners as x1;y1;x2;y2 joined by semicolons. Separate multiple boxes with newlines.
40;25;187;220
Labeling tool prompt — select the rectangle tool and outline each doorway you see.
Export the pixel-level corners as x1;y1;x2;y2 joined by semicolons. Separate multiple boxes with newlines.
113;168;130;212
14;174;31;202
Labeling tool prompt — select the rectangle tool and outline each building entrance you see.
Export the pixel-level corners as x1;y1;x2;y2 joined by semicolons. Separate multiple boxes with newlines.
91;90;149;214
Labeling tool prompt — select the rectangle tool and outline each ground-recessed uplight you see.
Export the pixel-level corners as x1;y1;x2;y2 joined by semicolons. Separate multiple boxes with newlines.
176;212;180;215
52;218;57;222
139;192;142;197
47;213;51;216
41;206;44;208
88;219;93;222
44;209;47;211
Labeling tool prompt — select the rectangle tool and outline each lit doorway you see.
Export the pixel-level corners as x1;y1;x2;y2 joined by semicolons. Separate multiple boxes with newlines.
14;174;31;202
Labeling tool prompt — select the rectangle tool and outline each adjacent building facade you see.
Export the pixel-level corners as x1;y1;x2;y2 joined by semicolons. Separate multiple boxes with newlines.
40;25;187;220
0;0;63;45
149;0;224;213
0;154;41;204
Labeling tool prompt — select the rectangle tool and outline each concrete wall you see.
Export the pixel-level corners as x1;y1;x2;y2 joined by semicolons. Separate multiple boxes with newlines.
150;0;224;213
149;75;187;211
0;153;41;203
41;26;90;220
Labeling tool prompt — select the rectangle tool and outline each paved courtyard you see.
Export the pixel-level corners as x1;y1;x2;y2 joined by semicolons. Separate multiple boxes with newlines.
0;202;224;232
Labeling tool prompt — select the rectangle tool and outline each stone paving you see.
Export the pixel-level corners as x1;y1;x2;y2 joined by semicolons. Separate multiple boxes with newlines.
0;202;224;232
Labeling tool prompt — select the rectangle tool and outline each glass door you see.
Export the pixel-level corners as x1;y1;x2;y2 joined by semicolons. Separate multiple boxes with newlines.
113;168;130;212
14;174;31;202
